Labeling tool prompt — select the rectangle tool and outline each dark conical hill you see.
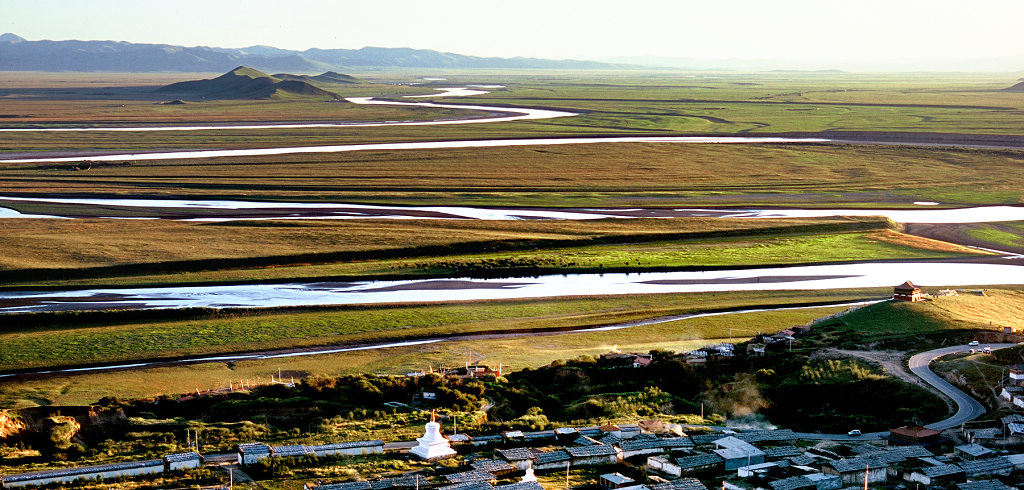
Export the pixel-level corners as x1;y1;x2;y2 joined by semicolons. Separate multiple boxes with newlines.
158;66;339;100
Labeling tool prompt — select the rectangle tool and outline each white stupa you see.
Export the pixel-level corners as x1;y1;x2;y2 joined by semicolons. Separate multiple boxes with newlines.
521;462;538;483
410;411;457;461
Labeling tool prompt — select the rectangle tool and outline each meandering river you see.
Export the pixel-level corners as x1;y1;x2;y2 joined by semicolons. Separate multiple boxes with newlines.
3;262;1023;314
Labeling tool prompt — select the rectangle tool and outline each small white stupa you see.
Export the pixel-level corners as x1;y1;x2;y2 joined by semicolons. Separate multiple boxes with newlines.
410;410;457;461
521;462;538;483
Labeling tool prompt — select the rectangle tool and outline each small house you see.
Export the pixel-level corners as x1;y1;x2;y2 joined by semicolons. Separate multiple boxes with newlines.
566;444;620;466
958;456;1014;477
238;442;271;465
532;449;572;471
954;443;994;461
497;447;537;470
713;436;765;471
904;463;965;486
823;457;888;485
163;452;202;471
471;459;517;477
311;440;385;458
600;473;635;489
1;459;165;488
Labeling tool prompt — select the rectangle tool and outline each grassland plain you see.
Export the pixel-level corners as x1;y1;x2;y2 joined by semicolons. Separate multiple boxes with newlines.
2;72;1023;154
0;217;980;288
0;294;869;407
2;144;1023;207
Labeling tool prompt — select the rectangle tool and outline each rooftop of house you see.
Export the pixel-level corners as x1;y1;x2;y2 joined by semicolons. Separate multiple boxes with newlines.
955;443;995;458
2;459;165;483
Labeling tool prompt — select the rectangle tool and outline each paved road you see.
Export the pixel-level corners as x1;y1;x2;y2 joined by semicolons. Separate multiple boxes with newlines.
909;343;1017;430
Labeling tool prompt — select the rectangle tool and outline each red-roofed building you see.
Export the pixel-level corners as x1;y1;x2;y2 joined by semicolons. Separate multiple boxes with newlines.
888;425;941;445
894;281;923;302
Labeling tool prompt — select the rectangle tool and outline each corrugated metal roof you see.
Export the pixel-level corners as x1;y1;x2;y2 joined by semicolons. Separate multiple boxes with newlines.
958;480;1014;490
309;481;372;490
470;459;516;473
315;440;385;450
958;456;1013;476
768;476;815;490
600;473;634;485
238;442;271;453
674;453;724;469
2;459;164;483
272;444;314;457
827;456;883;473
763;446;802;459
494;482;544;490
533;449;570;465
438;482;494;490
573;435;601;446
566;445;618;457
956;443;994;458
734;429;796;443
164;452;201;463
648;477;707;490
370;474;430;490
497;447;536;461
921;464;964;478
444;470;497;483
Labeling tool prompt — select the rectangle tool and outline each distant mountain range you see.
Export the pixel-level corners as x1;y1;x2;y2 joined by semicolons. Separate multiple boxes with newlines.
158;66;349;100
0;33;635;72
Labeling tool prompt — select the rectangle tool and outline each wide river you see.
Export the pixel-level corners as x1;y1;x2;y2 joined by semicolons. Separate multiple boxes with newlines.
3;196;1024;223
3;262;1023;314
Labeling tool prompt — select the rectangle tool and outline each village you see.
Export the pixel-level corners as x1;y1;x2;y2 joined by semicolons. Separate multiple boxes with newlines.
7;411;1024;490
3;282;1023;489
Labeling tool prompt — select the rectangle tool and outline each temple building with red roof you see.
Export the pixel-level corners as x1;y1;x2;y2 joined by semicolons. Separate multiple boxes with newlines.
893;281;923;302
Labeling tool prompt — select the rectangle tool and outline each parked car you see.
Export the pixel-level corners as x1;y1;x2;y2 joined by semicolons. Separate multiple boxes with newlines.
848;429;862;436
969;341;980;346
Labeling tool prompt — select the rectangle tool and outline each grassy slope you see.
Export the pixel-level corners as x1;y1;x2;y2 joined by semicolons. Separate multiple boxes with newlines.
0;294;866;407
820;289;1024;343
0;217;983;288
0;289;881;373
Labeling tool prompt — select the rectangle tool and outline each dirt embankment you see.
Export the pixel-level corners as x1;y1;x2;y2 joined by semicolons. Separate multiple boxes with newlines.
0;406;127;443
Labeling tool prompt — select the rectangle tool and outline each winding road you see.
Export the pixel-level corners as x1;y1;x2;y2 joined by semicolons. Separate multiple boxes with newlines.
795;342;1017;441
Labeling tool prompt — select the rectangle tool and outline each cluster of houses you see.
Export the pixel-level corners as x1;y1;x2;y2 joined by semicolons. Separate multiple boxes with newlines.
999;367;1024;409
7;420;1024;490
297;420;1024;490
0;452;202;488
237;440;386;465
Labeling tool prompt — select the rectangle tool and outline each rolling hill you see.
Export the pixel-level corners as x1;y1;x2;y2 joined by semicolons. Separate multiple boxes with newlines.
1006;80;1024;92
273;71;359;85
0;33;635;72
157;66;341;100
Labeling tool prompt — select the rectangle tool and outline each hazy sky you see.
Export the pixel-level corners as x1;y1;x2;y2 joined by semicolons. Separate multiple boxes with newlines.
3;0;1023;70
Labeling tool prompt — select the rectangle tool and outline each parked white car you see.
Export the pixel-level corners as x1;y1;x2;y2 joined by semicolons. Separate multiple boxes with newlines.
969;341;980;346
848;429;862;436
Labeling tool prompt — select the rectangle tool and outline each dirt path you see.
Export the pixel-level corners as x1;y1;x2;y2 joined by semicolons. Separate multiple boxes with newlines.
816;348;955;412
